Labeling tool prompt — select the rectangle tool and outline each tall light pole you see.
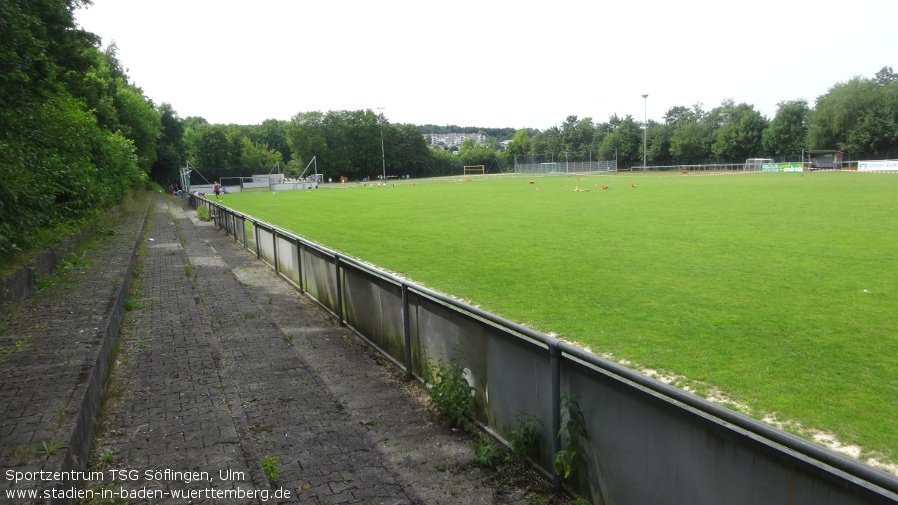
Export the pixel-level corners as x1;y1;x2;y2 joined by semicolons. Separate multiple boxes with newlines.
376;107;386;184
642;94;649;170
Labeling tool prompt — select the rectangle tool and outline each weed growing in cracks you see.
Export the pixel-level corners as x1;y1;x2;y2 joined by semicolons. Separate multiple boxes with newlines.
421;358;474;431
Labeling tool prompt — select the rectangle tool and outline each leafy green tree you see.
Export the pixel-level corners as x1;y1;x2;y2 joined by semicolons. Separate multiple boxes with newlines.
664;105;701;127
388;123;431;176
249;119;291;163
428;146;461;176
499;128;532;169
557;115;596;158
286;111;328;173
530;126;563;156
182;116;209;129
808;67;898;157
0;0;98;106
459;138;476;153
504;129;532;157
114;83;161;172
459;140;497;169
152;103;186;184
0;0;150;256
286;109;427;180
670;122;711;162
239;136;282;171
645;121;672;165
710;100;768;161
596;115;642;164
190;124;231;172
762;100;809;158
64;43;161;173
667;103;713;162
873;66;897;85
66;44;119;130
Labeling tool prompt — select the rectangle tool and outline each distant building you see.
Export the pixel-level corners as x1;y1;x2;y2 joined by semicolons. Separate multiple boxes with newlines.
426;132;486;148
807;150;843;169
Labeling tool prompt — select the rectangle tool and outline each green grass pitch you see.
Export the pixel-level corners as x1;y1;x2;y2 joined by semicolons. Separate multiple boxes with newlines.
219;172;898;467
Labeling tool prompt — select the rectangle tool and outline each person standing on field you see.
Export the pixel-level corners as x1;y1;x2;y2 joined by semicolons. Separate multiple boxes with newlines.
213;181;221;200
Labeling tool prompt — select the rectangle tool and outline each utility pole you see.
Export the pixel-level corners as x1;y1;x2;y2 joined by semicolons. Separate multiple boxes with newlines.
642;94;649;170
377;107;386;184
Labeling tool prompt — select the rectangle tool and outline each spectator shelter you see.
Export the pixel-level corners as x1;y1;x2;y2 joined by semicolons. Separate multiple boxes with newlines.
807;150;843;169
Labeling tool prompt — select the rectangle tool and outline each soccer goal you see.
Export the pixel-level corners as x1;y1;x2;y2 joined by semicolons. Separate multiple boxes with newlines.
463;165;485;175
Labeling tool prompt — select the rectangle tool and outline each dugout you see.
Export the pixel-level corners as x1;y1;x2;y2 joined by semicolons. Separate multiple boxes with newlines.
807;150;843;169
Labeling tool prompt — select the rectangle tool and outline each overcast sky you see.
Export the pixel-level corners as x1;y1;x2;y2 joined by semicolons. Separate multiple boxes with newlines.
75;0;897;131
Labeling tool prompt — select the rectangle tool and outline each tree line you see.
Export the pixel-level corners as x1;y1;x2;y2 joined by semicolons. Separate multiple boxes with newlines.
2;0;897;258
180;67;898;184
508;67;898;168
1;0;160;257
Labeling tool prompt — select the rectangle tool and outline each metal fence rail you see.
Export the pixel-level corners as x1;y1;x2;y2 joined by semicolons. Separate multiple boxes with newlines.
188;194;898;504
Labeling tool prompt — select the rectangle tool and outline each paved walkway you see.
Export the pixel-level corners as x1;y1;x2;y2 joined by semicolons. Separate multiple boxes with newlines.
1;195;547;504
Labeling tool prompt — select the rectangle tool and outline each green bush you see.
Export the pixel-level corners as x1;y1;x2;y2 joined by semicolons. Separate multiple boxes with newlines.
0;93;147;258
473;436;504;469
196;206;210;221
421;358;474;430
553;393;589;479
508;412;542;461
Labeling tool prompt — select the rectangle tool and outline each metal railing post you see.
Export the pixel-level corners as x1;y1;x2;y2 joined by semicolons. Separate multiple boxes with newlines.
240;216;247;250
549;338;562;492
402;285;412;380
295;237;304;293
335;255;345;326
272;229;279;275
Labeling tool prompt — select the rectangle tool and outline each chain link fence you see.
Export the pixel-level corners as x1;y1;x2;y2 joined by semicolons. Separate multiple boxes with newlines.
514;152;617;174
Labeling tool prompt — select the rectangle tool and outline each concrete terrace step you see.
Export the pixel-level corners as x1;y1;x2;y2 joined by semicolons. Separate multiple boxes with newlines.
0;197;149;503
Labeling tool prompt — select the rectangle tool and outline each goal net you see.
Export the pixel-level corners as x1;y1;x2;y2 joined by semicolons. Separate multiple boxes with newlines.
463;165;485;175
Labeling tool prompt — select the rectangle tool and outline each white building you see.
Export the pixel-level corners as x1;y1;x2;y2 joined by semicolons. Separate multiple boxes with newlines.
426;132;486;147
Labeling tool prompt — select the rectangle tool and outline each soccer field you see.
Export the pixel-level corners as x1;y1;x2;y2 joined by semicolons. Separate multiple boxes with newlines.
220;172;898;468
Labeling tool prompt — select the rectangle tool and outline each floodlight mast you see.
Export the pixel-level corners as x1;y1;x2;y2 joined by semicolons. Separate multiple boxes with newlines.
642;94;649;170
298;156;317;181
377;107;386;184
180;160;194;191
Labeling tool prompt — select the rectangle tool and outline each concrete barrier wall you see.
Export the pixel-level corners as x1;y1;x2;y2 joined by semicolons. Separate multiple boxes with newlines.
0;234;79;308
275;233;297;284
205;200;898;505
342;266;406;364
257;227;274;266
560;355;886;504
299;244;339;316
271;182;318;191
